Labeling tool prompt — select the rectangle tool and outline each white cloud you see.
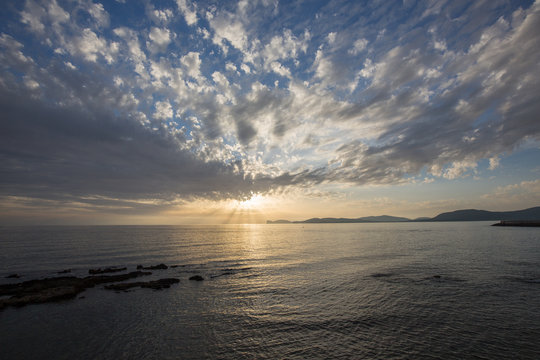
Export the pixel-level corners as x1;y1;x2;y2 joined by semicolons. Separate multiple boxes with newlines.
153;9;173;23
349;38;368;55
270;61;291;78
147;27;171;53
488;156;500;170
262;29;309;65
176;0;198;26
241;63;251;74
326;32;337;45
443;160;477;179
20;0;46;33
197;27;210;39
209;13;248;53
154;101;174;119
47;0;70;25
212;71;229;88
0;33;34;66
225;62;238;73
23;76;39;89
494;179;540;196
66;28;118;63
180;51;202;80
87;2;109;28
113;27;148;78
20;0;69;33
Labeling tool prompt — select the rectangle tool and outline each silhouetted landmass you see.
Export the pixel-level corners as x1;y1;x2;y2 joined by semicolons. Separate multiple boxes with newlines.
429;207;540;222
267;215;410;224
492;220;540;227
267;206;540;224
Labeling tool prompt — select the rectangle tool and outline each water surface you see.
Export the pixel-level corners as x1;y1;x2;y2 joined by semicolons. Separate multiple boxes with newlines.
1;222;539;359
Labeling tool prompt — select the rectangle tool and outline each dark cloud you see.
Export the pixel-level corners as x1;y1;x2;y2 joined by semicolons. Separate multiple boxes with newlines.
0;86;255;200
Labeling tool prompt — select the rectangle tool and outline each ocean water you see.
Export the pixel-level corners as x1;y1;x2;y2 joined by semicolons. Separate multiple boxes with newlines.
0;222;539;359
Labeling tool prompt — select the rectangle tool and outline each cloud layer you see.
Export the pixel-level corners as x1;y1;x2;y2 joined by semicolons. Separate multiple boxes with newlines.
0;0;539;214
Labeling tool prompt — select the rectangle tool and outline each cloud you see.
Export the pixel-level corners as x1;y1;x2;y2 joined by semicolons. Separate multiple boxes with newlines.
488;156;500;170
180;51;202;80
20;0;69;33
147;27;172;53
66;28;118;63
305;0;540;186
1;0;540;219
86;2;109;28
348;38;368;55
0;74;265;204
208;11;249;54
492;179;540;198
176;0;198;26
153;101;173;120
261;29;309;65
480;179;540;209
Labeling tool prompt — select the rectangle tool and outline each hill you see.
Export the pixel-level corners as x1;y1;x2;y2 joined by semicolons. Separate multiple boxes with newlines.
429;206;540;222
266;207;540;224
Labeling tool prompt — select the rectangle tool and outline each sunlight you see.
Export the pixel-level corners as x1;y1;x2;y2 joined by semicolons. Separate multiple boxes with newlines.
219;193;269;224
237;193;265;210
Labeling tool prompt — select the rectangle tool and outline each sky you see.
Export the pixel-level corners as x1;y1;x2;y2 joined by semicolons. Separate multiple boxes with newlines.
0;0;539;225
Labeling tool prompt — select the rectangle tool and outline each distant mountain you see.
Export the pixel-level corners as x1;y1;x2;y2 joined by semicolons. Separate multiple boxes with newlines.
428;206;540;222
267;215;410;224
266;219;292;224
266;206;540;224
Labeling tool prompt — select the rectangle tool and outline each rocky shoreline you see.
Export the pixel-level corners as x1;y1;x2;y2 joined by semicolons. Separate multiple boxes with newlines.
0;264;202;310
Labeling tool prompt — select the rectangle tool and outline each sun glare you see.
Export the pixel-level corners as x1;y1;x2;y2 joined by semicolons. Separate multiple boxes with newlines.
237;194;264;210
221;193;270;223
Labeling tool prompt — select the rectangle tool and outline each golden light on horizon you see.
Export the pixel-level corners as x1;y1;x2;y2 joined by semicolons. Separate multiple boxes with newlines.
235;193;266;211
222;193;268;224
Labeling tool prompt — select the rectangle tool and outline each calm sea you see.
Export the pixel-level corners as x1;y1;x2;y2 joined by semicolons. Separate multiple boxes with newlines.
0;223;539;359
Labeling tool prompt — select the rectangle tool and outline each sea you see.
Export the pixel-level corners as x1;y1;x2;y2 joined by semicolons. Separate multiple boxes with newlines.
0;222;539;359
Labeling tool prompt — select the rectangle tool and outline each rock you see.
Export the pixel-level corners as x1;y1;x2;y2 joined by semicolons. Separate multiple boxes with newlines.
5;274;20;279
138;263;168;270
189;275;204;281
105;278;180;291
0;271;151;310
58;269;71;274
433;275;441;279
88;267;127;275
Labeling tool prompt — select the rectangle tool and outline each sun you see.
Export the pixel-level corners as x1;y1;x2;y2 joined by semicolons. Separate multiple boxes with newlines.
222;193;275;223
237;193;264;210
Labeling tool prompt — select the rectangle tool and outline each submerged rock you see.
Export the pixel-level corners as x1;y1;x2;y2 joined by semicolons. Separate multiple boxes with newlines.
0;271;151;310
189;275;204;281
5;274;21;279
88;267;127;275
105;278;180;291
137;263;168;270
